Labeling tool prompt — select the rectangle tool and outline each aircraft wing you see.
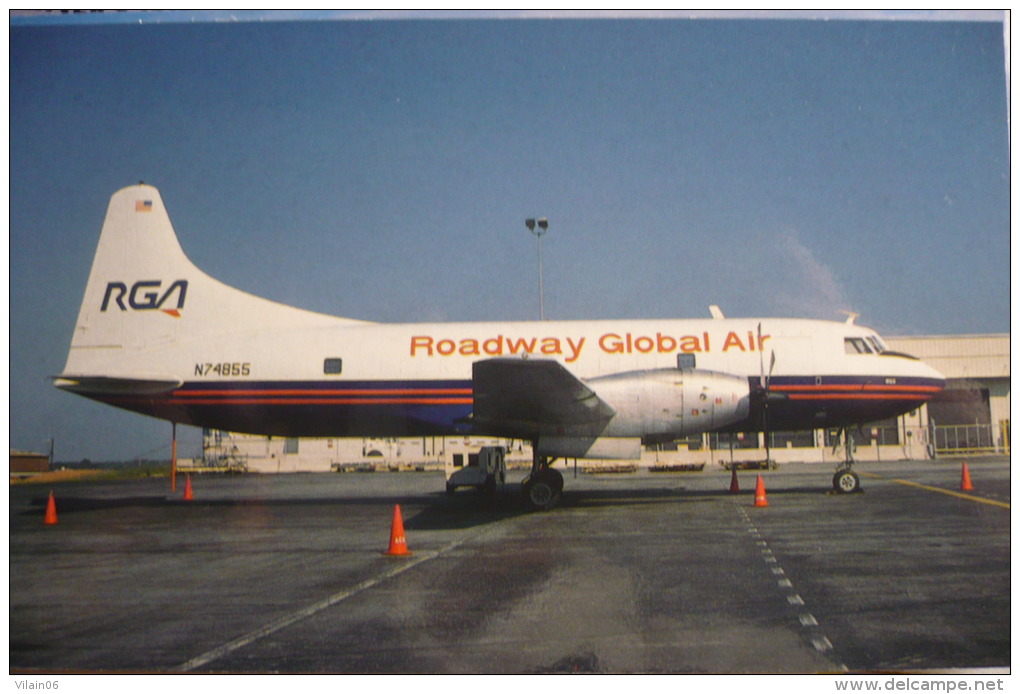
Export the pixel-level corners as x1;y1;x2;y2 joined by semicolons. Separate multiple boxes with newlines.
471;358;615;437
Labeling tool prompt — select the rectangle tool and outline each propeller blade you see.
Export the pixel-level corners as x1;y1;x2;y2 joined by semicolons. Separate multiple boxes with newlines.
757;322;778;467
757;322;766;390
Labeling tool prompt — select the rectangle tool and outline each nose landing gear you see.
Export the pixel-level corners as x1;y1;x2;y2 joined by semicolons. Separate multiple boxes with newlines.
833;467;861;494
832;427;862;494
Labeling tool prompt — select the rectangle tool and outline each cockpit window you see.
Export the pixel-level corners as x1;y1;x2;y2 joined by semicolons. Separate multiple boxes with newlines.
844;337;873;354
866;336;886;353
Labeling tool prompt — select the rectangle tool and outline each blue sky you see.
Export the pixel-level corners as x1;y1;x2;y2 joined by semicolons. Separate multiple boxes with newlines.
9;12;1010;461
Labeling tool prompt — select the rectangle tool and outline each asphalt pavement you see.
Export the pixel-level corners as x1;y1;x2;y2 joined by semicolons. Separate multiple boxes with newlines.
9;457;1010;673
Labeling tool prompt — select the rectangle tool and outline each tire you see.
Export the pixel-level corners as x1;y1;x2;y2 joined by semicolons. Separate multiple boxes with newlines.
523;479;555;510
523;469;562;511
446;482;456;495
833;469;860;494
545;467;564;492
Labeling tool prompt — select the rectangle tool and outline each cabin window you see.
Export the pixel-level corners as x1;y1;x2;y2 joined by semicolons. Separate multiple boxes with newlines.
323;358;343;374
284;438;299;454
844;338;872;354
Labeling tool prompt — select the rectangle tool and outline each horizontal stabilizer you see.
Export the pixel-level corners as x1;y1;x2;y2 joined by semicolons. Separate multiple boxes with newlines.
53;375;183;395
472;358;615;438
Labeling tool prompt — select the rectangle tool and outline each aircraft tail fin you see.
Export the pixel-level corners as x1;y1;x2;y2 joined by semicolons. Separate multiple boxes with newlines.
58;184;359;386
68;185;193;352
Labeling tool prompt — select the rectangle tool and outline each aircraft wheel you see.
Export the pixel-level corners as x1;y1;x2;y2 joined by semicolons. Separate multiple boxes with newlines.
833;470;860;494
523;472;561;511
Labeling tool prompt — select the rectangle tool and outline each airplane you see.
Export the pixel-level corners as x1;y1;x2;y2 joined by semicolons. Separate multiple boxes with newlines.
55;185;946;510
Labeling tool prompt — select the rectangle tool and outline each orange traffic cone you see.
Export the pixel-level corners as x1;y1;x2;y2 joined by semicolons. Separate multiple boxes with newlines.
753;475;769;508
961;463;974;492
183;474;194;501
384;504;411;556
43;491;58;525
729;467;740;494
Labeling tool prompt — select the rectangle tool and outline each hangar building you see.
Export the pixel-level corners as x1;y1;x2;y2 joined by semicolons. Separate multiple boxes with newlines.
191;333;1009;473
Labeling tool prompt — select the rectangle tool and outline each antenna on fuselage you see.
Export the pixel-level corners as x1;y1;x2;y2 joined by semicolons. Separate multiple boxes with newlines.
840;310;859;325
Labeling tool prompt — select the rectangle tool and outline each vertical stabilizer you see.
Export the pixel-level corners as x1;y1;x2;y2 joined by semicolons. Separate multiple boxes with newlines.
58;184;360;385
69;185;193;352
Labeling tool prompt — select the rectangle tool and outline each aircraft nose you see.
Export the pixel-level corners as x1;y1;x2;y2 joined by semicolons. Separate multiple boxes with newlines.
923;362;947;394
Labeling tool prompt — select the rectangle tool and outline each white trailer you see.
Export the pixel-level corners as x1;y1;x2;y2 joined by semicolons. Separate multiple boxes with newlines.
445;446;507;495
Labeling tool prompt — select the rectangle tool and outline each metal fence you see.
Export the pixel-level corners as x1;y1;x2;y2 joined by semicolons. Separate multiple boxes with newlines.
934;423;1008;455
711;422;1011;458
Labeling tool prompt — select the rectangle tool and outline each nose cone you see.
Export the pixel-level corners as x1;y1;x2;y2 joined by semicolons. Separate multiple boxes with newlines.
922;361;947;394
909;359;947;408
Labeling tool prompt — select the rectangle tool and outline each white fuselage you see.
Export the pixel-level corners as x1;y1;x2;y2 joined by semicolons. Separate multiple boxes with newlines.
56;185;946;449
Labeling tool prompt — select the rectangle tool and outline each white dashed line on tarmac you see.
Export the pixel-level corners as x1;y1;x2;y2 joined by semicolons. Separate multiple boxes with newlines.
812;637;835;653
735;502;848;670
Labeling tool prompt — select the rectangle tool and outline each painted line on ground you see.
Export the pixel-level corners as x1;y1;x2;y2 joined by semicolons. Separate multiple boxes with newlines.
172;531;481;672
860;472;1009;509
735;503;847;669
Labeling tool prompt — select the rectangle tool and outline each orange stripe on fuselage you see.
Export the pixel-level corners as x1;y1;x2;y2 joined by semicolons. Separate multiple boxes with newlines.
784;393;932;401
175;388;473;398
108;394;473;407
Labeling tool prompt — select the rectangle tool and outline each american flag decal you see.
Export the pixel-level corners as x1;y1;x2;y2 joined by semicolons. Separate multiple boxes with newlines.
136;200;153;212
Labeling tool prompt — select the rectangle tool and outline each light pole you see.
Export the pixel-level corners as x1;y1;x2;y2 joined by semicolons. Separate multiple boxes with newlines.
525;217;549;320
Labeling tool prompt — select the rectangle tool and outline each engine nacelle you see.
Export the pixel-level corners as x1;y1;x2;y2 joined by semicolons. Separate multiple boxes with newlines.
588;368;751;440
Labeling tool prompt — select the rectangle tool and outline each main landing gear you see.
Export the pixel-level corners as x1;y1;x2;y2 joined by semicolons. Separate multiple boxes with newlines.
522;453;564;511
832;427;861;494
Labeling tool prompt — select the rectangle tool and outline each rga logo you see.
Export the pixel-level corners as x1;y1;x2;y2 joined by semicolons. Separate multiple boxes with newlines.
101;280;188;317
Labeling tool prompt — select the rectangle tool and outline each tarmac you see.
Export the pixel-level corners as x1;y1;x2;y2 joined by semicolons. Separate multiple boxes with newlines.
9;457;1011;674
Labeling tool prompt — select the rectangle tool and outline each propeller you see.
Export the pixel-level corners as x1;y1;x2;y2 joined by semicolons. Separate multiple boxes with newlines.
758;323;777;467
